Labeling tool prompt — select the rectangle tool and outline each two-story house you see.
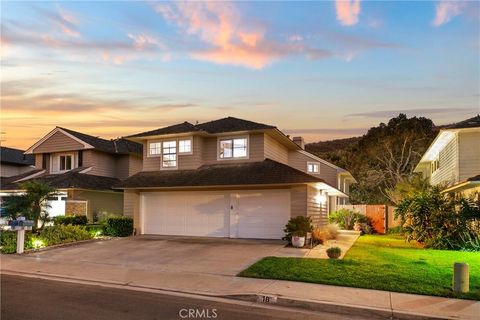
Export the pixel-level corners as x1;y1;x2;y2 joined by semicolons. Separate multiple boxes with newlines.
1;127;143;220
0;146;35;177
118;117;355;239
414;115;480;197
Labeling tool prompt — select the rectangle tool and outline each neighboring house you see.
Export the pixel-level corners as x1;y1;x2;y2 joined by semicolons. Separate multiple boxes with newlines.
414;115;480;197
0;146;35;177
117;117;355;239
0;127;142;220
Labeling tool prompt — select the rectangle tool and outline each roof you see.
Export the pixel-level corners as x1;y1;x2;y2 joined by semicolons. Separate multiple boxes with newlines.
128;117;275;138
59;127;142;155
0;147;35;166
444;115;480;129
1;167;120;191
468;174;480;182
116;159;324;189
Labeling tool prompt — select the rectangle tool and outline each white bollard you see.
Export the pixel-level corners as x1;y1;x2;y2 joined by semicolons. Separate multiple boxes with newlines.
16;229;25;254
453;262;469;293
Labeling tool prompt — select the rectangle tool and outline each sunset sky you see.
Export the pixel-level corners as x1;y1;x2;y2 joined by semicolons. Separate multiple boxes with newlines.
1;1;479;149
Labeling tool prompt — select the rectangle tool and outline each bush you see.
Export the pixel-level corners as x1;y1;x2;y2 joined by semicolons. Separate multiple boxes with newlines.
54;215;88;226
1;231;33;253
395;186;480;250
85;224;105;238
354;222;372;235
283;216;313;241
328;209;368;230
38;225;92;246
326;247;342;259
387;226;404;234
104;216;133;237
312;224;339;244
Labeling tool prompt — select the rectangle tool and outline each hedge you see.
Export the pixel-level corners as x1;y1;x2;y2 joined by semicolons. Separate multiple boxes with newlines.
104;216;133;237
54;215;88;226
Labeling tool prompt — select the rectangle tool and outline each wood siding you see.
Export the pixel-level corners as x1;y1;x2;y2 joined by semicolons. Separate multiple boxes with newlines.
264;133;288;164
290;185;307;217
288;151;337;186
0;164;35;177
69;190;123;222
129;155;143;176
83;150;117;178
431;133;458;186
458;130;480;181
115;155;130;180
124;190;141;233
307;186;328;227
33;131;84;153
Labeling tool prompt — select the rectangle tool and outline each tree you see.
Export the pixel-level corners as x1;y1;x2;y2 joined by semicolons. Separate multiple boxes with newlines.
4;181;58;229
385;174;431;205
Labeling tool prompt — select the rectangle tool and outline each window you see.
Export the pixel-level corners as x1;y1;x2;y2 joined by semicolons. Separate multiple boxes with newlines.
162;140;177;168
149;142;162;156
219;137;248;159
307;162;320;173
179;139;192;154
431;159;440;174
60;155;72;171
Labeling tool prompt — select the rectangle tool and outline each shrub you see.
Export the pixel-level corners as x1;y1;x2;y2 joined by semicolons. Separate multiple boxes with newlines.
387;226;404;234
54;215;88;226
395;186;480;250
328;209;368;230
38;225;91;246
104;216;133;237
86;224;105;238
354;222;372;234
1;231;33;254
312;224;339;244
326;247;342;259
283;216;313;241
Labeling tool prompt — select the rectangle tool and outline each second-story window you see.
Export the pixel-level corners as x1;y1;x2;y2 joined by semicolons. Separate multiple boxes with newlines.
431;158;440;174
149;142;162;156
179;139;192;154
219;137;248;159
162;141;177;168
60;155;72;171
307;162;320;173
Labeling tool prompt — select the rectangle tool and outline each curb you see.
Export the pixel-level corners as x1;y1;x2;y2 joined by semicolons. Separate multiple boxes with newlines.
0;270;454;320
222;294;452;320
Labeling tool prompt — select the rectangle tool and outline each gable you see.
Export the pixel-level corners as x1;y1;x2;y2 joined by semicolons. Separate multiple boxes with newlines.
33;131;86;154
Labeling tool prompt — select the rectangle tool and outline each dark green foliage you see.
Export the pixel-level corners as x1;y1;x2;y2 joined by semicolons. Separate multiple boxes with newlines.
387;226;404;234
283;216;313;240
395;186;480;250
85;223;105;237
328;209;368;230
104;216;133;237
0;231;33;253
306;114;438;204
326;247;342;259
54;215;88;226
38;225;92;246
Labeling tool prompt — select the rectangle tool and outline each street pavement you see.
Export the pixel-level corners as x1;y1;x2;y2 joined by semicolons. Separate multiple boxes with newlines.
1;275;366;320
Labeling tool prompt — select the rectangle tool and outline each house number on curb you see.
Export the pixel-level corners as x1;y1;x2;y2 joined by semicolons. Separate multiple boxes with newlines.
257;295;278;304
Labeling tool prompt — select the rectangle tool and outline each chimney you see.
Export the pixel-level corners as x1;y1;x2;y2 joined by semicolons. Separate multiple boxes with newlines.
293;136;305;150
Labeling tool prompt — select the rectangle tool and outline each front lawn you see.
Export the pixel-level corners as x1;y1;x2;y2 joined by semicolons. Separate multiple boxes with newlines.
239;235;480;300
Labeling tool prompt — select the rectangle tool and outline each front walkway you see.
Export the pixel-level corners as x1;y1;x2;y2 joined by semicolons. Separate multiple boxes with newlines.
1;236;478;319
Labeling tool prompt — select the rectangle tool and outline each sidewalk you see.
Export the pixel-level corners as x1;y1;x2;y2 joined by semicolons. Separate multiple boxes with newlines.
1;253;478;320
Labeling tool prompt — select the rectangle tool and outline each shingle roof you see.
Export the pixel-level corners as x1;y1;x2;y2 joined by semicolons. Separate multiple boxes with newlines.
467;174;480;182
115;159;324;189
1;168;120;191
128;117;275;138
1;147;34;166
59;127;142;155
444;115;480;129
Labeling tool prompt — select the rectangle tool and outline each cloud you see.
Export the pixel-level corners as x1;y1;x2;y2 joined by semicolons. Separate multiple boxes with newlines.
335;0;361;26
432;1;464;26
346;107;477;118
41;5;81;37
153;1;331;69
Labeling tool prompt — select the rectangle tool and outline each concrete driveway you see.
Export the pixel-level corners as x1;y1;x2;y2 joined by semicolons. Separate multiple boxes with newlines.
25;236;286;276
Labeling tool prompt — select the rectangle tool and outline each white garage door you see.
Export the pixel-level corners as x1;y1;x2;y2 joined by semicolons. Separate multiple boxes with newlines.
236;190;291;239
141;191;229;237
140;189;291;239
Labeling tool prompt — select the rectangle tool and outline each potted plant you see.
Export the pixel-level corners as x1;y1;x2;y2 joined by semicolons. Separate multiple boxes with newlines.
326;247;342;259
283;216;313;248
291;232;306;248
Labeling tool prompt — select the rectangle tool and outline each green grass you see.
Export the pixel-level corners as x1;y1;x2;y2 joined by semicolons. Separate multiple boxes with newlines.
239;235;480;300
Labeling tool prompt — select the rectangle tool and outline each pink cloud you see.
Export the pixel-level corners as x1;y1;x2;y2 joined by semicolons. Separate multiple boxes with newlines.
335;0;361;26
153;1;329;69
432;1;464;26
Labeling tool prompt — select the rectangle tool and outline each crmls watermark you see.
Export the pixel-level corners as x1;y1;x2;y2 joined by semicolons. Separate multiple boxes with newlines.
178;308;218;319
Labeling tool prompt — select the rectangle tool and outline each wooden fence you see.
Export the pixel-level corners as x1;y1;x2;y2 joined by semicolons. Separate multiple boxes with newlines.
337;204;400;234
